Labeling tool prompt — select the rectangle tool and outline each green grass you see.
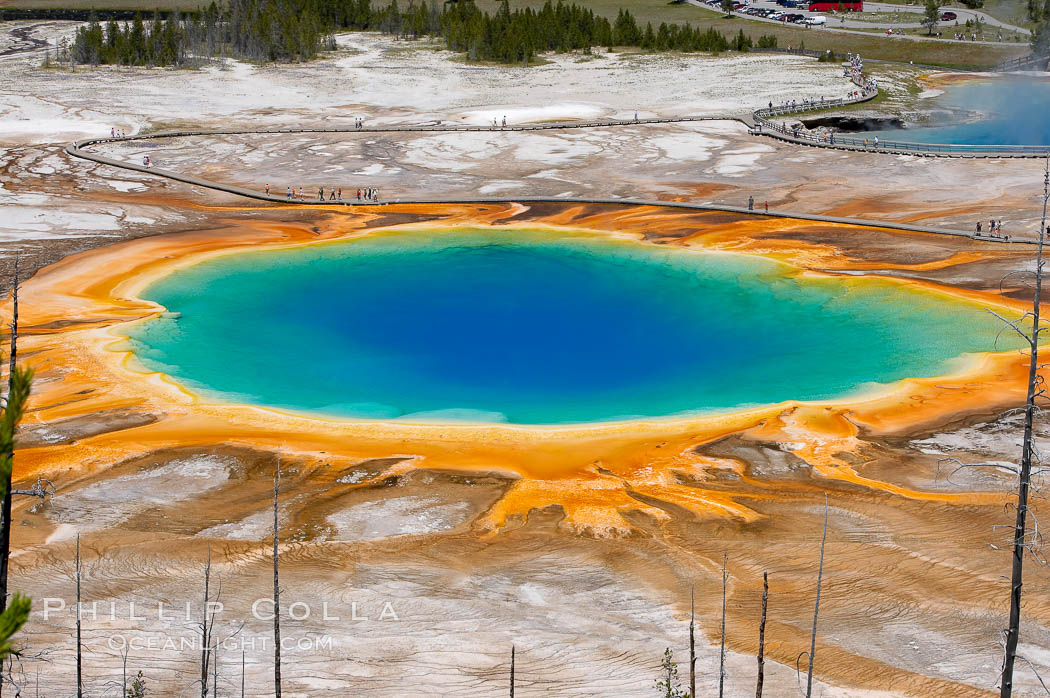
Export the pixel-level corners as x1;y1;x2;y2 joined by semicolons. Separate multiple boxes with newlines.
846;10;925;21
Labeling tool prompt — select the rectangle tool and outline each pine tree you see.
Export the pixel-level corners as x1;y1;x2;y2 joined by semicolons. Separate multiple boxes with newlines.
655;648;690;698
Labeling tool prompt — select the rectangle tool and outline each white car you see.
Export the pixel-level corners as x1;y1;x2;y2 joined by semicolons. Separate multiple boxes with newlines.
804;15;827;24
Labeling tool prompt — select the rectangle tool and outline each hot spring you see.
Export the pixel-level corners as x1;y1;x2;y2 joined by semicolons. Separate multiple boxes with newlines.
120;227;1018;424
871;78;1050;146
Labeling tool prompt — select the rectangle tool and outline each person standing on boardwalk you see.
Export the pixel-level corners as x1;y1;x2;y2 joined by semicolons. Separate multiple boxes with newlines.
265;183;270;196
502;116;506;128
764;201;768;213
748;195;754;211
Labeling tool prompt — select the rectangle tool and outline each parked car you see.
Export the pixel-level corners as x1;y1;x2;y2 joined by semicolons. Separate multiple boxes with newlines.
776;0;798;7
940;11;957;19
804;15;827;24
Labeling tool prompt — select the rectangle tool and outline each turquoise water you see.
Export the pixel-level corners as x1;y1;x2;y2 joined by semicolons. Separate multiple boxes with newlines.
121;228;1015;424
871;78;1050;146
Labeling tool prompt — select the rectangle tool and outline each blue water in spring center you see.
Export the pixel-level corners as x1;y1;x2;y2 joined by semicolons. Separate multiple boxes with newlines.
870;78;1050;146
120;227;1016;425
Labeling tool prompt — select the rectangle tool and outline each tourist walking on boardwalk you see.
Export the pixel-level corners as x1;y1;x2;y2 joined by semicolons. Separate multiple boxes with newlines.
764;201;768;213
330;187;336;201
357;188;362;201
265;183;270;195
748;195;754;211
338;187;342;201
976;221;982;234
502;116;506;128
286;186;292;200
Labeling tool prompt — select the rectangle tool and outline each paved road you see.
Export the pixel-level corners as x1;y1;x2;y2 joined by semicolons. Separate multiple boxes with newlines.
686;0;1028;45
860;2;1029;35
64;118;1027;244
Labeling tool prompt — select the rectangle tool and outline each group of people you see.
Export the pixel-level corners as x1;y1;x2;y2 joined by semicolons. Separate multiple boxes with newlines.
844;53;877;97
975;219;1008;240
491;116;508;128
770;96;828;112
952;32;981;41
354;117;366;129
141;155;152;167
274;185;380;203
110;127;128;138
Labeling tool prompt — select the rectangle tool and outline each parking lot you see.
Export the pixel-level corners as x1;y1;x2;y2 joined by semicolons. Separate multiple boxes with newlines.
693;0;833;27
689;0;1030;38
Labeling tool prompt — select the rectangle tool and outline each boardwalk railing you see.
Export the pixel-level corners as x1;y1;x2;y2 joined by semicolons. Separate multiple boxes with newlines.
994;50;1050;72
754;106;1050;156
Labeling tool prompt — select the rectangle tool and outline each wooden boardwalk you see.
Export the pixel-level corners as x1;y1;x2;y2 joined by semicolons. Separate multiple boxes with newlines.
66;118;1028;244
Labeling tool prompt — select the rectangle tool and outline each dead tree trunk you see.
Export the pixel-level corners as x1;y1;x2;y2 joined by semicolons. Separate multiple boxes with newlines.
212;635;218;698
756;572;767;698
76;532;82;698
1001;158;1050;698
201;549;212;698
273;461;282;698
0;258;20;620
689;584;696;698
719;552;727;698
509;645;515;698
806;496;829;698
